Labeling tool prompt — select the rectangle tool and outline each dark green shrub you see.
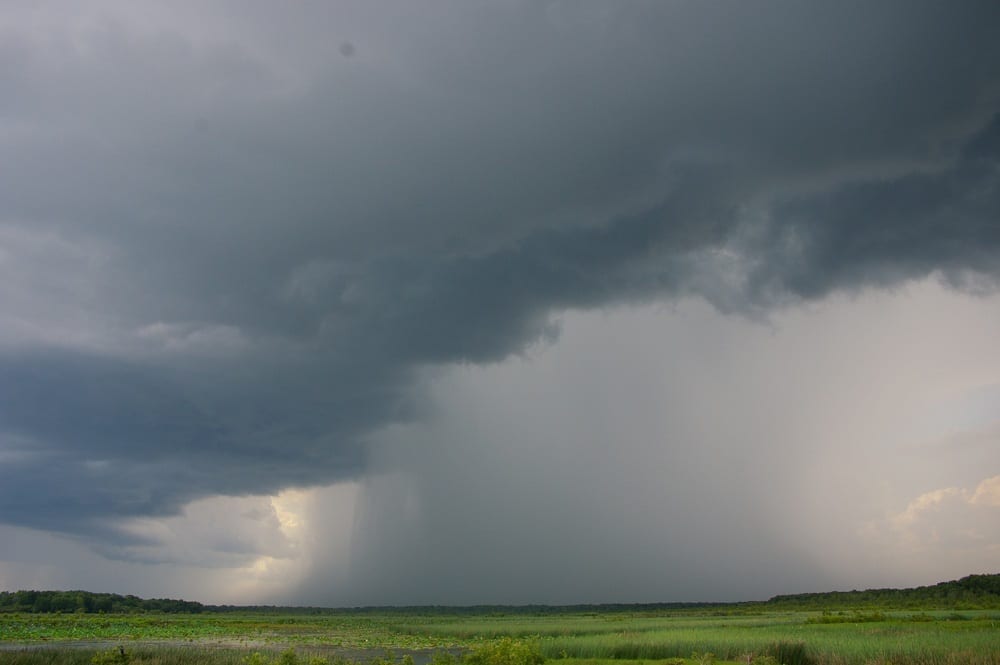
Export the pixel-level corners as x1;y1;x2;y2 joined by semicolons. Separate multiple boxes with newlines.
464;638;544;665
765;641;813;665
431;651;458;665
278;648;301;665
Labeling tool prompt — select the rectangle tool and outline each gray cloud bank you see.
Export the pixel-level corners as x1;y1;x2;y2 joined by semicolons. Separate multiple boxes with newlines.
1;1;1000;587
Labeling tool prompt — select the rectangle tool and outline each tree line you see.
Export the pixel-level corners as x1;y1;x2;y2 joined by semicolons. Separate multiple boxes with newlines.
2;574;997;614
765;574;1000;609
0;590;203;614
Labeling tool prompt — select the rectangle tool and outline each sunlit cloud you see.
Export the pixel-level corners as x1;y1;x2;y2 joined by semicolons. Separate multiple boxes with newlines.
891;476;1000;547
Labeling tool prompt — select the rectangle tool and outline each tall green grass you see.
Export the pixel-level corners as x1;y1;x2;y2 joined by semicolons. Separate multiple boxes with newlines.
396;611;1000;665
3;609;998;665
538;620;1000;664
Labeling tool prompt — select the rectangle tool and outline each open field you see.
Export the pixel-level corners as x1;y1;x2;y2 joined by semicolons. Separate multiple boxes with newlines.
2;607;999;665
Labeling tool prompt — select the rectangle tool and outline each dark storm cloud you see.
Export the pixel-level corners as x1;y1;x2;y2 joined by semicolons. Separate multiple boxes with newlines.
751;114;1000;301
0;347;371;537
1;0;1000;554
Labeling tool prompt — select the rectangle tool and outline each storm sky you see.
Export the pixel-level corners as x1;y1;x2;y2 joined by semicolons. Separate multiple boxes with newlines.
1;1;999;605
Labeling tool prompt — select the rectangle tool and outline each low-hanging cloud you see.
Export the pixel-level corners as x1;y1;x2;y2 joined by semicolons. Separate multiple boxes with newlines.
1;0;1000;584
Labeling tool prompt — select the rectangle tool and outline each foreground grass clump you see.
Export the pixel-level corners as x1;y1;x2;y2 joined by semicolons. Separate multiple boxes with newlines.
91;646;132;665
465;638;544;665
765;641;810;665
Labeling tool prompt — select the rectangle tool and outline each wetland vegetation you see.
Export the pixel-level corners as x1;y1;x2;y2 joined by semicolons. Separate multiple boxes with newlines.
1;575;998;665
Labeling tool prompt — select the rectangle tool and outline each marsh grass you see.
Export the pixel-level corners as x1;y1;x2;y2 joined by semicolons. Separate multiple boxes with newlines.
0;646;255;665
3;609;998;665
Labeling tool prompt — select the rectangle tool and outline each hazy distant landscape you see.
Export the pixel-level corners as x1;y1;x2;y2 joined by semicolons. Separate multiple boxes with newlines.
2;575;998;664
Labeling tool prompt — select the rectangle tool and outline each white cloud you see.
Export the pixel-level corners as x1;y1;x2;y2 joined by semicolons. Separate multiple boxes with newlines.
970;475;1000;508
850;474;1000;586
891;476;1000;548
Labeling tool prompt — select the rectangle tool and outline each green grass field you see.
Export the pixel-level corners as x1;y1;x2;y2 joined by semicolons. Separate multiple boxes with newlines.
2;607;999;665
